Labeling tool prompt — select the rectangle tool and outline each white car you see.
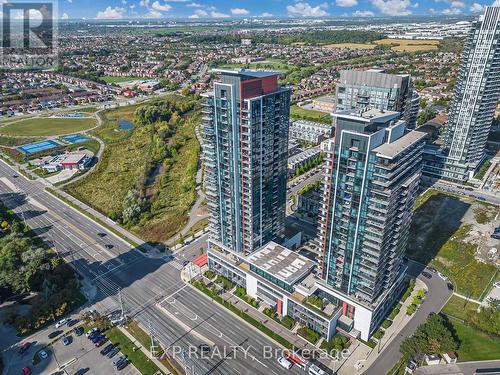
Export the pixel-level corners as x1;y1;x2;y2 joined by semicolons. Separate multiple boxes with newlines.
494;281;500;289
55;318;70;328
85;328;98;338
438;272;447;281
278;356;293;370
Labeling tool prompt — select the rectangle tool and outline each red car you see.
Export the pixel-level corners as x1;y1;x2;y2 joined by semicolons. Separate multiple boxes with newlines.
18;342;31;354
22;367;31;375
95;337;108;347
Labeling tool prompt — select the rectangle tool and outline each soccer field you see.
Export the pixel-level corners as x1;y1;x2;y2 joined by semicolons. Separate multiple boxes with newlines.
0;117;96;136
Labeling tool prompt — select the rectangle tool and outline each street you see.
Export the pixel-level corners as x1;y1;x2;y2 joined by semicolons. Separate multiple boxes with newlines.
0;160;304;375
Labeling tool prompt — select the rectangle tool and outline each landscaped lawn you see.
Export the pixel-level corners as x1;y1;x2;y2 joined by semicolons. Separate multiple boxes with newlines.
407;189;498;299
0;135;42;146
105;327;162;374
290;104;332;124
441;295;479;321
451;320;500;362
101;76;143;84
0;117;96;136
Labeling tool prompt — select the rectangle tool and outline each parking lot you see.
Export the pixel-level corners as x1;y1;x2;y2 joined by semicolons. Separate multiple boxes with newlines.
3;318;139;375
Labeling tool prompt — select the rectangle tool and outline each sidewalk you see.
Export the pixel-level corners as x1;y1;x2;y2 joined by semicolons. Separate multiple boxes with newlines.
181;268;348;373
118;325;173;375
363;278;428;369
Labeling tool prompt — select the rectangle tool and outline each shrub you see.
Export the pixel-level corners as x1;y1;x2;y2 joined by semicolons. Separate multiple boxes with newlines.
306;295;324;310
388;307;400;320
263;308;278;320
215;275;234;290
401;280;416;303
281;316;295;330
406;303;417;315
373;328;384;340
203;270;215;280
297;326;320;344
382;319;393;329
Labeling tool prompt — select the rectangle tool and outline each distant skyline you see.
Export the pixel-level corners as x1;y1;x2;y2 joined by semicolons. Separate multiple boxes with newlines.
50;0;500;20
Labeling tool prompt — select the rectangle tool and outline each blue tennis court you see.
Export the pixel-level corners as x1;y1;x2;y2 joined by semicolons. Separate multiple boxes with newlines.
17;140;60;155
62;134;90;143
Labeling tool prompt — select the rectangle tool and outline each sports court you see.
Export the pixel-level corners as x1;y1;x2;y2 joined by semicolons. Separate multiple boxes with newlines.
17;140;61;154
62;134;90;143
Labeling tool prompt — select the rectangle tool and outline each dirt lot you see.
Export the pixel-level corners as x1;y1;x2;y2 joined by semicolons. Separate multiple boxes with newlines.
408;189;499;300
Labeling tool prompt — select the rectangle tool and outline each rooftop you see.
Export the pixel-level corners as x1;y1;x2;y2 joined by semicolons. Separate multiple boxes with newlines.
211;68;280;79
373;130;427;159
246;242;314;286
334;108;400;123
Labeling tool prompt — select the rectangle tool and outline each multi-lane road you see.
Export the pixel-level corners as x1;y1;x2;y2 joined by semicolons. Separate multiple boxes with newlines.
0;160;306;375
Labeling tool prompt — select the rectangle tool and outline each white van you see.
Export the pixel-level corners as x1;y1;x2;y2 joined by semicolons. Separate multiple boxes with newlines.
278;356;293;370
309;363;327;375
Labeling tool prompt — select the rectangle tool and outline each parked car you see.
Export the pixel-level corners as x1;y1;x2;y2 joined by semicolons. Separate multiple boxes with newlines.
22;367;31;375
100;343;114;356
18;342;31;354
447;282;454;291
74;368;89;375
38;350;48;360
55;318;70;328
117;360;130;370
61;336;71;346
422;271;432;279
67;319;78;327
86;328;98;338
113;355;128;367
438;272;447;281
49;330;63;339
107;347;120;358
95;337;108;347
74;327;84;336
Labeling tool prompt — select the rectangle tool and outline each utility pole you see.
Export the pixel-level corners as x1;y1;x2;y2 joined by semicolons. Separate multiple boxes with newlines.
118;288;124;320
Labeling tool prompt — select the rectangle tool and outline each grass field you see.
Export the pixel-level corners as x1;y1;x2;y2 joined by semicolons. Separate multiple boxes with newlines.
408;189;498;299
451;320;500;362
324;43;375;49
65;106;149;215
374;38;439;52
0;135;42;147
290;104;332;124
101;76;143;84
66;98;200;242
441;295;479;321
0;117;96;136
105;327;162;374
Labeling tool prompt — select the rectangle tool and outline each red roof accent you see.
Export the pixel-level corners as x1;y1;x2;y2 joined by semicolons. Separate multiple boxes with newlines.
192;253;208;267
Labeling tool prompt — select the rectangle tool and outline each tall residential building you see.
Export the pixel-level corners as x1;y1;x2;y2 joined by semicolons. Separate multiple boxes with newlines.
336;69;419;129
202;69;291;255
423;7;500;183
319;108;426;304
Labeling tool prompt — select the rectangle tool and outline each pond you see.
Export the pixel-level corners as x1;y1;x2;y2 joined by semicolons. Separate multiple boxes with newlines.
117;119;134;130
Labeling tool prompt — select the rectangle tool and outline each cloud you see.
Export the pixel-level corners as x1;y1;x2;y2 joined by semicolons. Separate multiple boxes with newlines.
352;10;374;16
450;0;465;7
286;2;329;17
470;1;484;11
260;12;273;17
371;0;412;15
211;10;229;17
66;0;72;3
151;1;172;11
231;8;249;15
61;12;69;19
96;6;125;19
121;0;127;4
336;0;358;7
139;0;150;6
493;0;500;6
187;2;202;7
442;6;462;14
189;9;208;18
147;9;162;17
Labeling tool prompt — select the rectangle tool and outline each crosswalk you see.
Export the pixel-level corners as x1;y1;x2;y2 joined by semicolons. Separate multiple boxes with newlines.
169;260;184;270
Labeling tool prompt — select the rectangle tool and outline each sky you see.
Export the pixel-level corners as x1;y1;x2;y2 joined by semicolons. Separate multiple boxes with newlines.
55;0;500;20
